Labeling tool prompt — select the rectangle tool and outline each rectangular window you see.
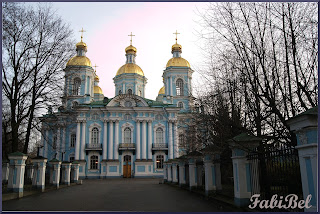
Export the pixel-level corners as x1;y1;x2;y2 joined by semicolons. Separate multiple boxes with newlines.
70;134;76;147
90;155;98;169
69;156;75;162
156;155;164;169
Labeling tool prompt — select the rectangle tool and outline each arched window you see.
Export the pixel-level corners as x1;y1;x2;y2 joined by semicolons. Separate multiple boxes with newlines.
176;78;184;96
90;155;98;169
156;128;164;144
124;127;131;143
72;78;81;95
70;134;76;147
156;155;164;169
178;102;184;108
138;90;142;96
127;89;132;95
179;134;185;146
119;90;122;95
91;127;99;145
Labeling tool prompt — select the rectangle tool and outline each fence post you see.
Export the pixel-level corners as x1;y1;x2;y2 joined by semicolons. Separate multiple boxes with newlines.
163;163;168;182
172;162;178;183
71;161;81;184
7;152;28;198
228;133;261;207
61;162;72;186
188;158;196;190
167;162;172;182
287;107;318;212
49;158;62;189
2;160;9;184
178;161;186;186
32;157;48;192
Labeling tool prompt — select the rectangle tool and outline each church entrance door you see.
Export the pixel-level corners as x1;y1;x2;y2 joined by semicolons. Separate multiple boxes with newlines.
123;155;131;178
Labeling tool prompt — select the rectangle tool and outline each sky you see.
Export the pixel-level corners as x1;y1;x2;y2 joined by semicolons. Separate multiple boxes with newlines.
49;2;209;99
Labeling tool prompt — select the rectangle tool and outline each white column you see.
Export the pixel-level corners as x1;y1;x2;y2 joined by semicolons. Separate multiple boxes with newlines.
148;121;152;160
88;77;92;96
108;121;113;160
136;120;141;160
170;77;173;96
166;78;169;95
57;128;61;160
174;122;179;158
142;121;147;159
103;120;107;160
62;128;66;161
84;76;87;94
114;120;119;160
80;121;86;160
169;121;173;159
75;121;81;160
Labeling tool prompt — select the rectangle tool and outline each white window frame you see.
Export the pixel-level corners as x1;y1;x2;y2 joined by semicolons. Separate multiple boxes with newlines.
88;123;102;146
153;123;166;145
154;151;166;171
176;78;184;96
72;77;81;95
121;122;134;144
156;127;164;144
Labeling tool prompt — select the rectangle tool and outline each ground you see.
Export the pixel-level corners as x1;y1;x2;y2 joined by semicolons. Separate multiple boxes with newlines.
3;178;237;212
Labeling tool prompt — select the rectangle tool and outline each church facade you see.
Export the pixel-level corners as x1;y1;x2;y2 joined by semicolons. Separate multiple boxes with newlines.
40;33;194;179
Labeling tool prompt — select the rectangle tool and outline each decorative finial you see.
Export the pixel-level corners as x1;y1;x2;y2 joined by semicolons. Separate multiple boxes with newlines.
93;64;98;72
173;30;180;44
79;27;86;42
128;32;135;46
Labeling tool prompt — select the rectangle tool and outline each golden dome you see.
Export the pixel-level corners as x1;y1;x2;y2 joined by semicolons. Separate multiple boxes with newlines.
76;41;87;51
172;43;182;53
166;57;190;68
125;45;137;53
66;56;92;67
116;63;144;76
158;86;165;95
94;85;103;94
94;74;99;81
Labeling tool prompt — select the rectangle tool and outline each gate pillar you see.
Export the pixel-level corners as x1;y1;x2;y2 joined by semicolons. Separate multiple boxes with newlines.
163;163;168;182
287;107;318;212
48;158;61;188
178;161;186;186
172;162;178;183
32;156;48;192
61;162;72;186
71;162;80;183
204;154;222;195
188;158;197;189
2;160;9;184
8;152;28;198
228;133;261;207
167;162;172;182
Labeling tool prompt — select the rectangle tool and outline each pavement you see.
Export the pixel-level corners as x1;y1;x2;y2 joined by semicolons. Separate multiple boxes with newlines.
2;178;239;212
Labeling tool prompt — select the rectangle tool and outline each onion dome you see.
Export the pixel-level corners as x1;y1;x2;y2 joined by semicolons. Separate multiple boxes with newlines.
158;86;165;95
116;64;144;76
171;43;182;53
66;35;92;67
67;56;92;67
166;57;190;68
94;86;103;94
125;45;137;54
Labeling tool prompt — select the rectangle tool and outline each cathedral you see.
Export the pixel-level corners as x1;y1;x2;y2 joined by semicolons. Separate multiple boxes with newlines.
40;31;194;179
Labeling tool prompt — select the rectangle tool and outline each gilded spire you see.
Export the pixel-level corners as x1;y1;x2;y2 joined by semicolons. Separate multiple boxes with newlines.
79;27;86;42
93;64;98;72
173;30;180;44
128;32;135;45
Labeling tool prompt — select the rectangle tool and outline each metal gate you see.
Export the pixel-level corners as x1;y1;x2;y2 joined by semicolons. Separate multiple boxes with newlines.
247;144;303;211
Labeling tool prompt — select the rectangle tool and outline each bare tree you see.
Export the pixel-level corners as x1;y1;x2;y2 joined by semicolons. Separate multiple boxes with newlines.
2;2;75;156
196;2;317;145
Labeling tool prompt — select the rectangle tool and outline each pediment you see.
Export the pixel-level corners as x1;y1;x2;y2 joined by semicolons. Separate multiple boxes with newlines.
107;94;149;107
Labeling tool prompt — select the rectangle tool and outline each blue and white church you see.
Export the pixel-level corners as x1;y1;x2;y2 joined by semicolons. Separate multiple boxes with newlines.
40;32;194;179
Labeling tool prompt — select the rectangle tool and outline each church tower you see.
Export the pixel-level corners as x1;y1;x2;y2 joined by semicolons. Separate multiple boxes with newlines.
160;31;194;112
63;29;96;108
113;33;147;97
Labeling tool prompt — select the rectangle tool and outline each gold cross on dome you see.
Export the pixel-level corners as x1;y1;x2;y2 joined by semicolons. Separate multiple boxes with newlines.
79;27;86;41
128;32;135;45
173;30;180;44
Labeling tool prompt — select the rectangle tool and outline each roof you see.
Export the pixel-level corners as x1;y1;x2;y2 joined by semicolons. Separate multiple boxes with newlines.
230;132;263;142
288;106;318;120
